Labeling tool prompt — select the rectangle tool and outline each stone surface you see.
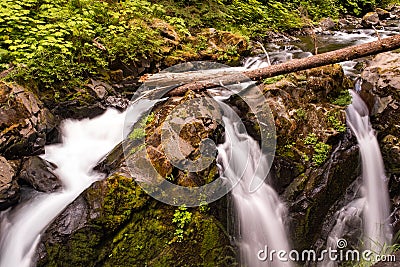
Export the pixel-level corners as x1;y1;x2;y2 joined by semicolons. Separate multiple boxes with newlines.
362;12;380;27
19;156;62;193
37;90;233;266
319;17;337;31
376;7;391;20
85;79;113;100
0;82;58;158
338;15;363;30
0;156;19;210
258;65;358;251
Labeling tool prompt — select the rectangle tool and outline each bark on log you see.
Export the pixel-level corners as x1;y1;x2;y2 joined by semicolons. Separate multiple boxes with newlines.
166;34;400;96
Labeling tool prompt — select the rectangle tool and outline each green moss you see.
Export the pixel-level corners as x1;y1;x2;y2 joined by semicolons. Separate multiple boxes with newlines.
40;170;235;266
312;142;331;166
205;164;219;184
171;205;193;243
295;108;307;120
129;127;146;140
327;111;347;133
129;114;156;141
263;75;285;85
330;90;352;106
100;174;149;231
40;227;104;267
304;133;318;145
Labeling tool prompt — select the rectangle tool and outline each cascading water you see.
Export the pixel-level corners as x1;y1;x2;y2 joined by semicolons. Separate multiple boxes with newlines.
346;90;392;252
216;103;292;267
0;99;158;267
324;90;392;266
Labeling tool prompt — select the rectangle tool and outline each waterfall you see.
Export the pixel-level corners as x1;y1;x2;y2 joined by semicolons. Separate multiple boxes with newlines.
216;102;292;267
0;99;158;267
325;90;392;266
346;90;392;252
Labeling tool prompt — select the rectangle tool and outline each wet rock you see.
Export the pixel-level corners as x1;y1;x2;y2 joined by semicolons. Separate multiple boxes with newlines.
86;79;114;100
389;5;400;19
0;82;58;158
0;156;19;210
360;52;400;131
36;64;358;264
376;7;391;20
104;96;130;110
51;100;106;120
37;172;235;267
337;15;363;30
285;136;360;251
109;69;124;83
261;31;300;43
362;12;380;27
319;18;336;31
19;156;61;193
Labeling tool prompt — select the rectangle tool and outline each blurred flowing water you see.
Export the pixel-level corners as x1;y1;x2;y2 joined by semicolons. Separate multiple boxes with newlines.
324;91;392;265
0;100;158;267
216;102;292;267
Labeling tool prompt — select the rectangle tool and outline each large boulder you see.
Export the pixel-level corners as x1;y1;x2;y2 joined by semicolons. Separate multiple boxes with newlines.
0;82;57;158
362;12;380;27
0;156;19;210
375;7;390;20
18;156;62;193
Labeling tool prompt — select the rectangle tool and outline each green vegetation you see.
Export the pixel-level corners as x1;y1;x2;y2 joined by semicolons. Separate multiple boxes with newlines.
145;112;156;124
263;74;285;85
0;0;168;89
302;134;331;165
295;108;307;120
171;205;192;242
312;142;331;165
304;133;318;145
331;90;352;106
199;201;210;213
128;113;154;140
327;112;347;133
129;127;146;140
1;0;395;92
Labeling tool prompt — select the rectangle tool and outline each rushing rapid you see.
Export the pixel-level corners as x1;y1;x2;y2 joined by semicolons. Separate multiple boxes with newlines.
324;90;392;267
0;100;157;267
346;90;392;252
217;103;292;267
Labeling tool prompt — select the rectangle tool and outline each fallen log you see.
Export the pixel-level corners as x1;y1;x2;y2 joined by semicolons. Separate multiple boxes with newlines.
165;34;400;96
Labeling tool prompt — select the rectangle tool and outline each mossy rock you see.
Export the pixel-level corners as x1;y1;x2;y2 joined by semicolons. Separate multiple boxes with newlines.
38;172;236;266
